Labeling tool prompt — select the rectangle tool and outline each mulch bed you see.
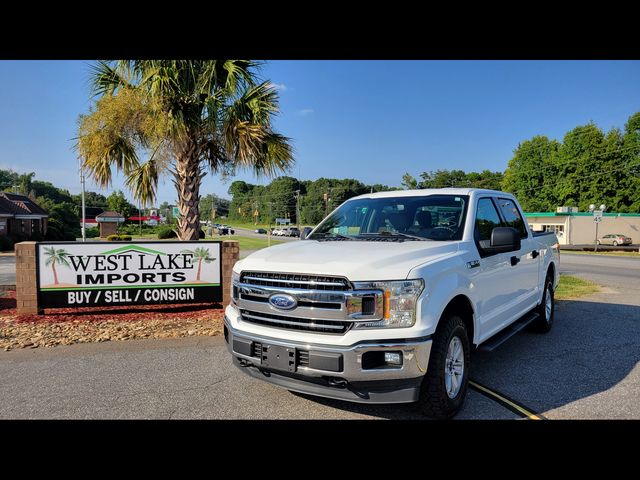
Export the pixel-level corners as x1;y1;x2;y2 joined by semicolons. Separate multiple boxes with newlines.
0;291;226;351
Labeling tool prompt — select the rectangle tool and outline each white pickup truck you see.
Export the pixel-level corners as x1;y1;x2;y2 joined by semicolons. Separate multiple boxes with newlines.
223;188;560;419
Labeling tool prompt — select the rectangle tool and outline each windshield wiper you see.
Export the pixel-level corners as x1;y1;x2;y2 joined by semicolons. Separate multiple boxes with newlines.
359;231;430;241
313;232;355;240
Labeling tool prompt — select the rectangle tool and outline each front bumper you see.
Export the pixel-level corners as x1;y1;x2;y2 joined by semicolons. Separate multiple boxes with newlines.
223;316;432;404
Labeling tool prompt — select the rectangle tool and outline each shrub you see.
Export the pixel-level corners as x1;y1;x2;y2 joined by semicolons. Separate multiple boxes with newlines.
45;226;63;241
0;234;14;251
157;226;177;239
14;233;28;243
30;231;45;242
106;235;120;241
119;235;132;241
85;227;100;238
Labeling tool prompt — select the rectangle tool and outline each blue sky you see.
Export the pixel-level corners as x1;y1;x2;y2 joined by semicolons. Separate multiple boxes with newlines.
1;59;639;208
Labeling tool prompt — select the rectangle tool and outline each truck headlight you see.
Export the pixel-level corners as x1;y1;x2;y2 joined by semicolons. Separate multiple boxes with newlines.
352;279;425;329
230;270;240;309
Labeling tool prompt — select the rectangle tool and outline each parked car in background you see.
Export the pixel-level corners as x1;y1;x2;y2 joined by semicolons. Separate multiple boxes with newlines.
273;228;285;236
597;234;632;246
284;227;300;237
255;228;267;234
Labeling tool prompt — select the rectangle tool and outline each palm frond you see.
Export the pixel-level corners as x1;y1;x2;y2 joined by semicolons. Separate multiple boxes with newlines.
86;60;132;98
82;137;141;189
124;158;160;206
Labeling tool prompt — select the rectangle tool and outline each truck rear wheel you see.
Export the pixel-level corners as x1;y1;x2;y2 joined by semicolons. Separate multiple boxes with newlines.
417;314;470;419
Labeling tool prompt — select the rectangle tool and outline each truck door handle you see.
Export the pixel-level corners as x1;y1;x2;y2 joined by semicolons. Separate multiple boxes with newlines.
511;256;520;266
532;250;539;258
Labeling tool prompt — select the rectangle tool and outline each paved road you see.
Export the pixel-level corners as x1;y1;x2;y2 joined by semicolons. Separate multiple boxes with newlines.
560;251;640;292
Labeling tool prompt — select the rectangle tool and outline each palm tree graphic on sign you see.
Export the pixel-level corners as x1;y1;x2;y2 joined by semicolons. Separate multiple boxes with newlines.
42;246;72;286
180;247;216;283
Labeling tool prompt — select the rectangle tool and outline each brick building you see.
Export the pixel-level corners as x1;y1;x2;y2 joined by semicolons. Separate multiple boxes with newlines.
95;211;125;237
0;192;49;237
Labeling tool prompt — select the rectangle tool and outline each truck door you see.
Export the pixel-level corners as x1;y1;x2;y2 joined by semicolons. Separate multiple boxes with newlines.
471;197;539;343
496;196;539;316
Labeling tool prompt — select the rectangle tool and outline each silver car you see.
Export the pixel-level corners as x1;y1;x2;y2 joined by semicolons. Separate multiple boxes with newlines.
597;234;632;246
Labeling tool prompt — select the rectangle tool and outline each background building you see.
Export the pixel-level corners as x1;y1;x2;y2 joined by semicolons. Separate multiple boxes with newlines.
525;209;640;245
0;192;49;237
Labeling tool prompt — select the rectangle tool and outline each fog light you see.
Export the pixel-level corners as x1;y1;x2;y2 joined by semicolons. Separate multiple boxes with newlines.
384;352;402;365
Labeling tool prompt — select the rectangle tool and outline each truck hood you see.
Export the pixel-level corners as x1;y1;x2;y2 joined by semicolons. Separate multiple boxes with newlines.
237;240;459;281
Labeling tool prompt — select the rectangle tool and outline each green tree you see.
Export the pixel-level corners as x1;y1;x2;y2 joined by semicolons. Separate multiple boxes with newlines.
106;190;137;233
199;193;230;222
402;173;418;190
619;111;640;212
74;60;296;241
502;136;561;212
419;169;467;189
48;202;81;240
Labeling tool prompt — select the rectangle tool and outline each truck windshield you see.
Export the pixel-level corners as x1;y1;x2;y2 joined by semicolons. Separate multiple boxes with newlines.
309;194;469;241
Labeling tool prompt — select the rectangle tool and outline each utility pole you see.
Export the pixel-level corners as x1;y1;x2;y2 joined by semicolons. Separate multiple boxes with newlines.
78;157;86;242
254;200;259;225
295;190;301;231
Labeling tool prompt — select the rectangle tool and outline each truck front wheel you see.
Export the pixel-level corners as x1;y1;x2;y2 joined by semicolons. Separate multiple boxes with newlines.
417;314;470;419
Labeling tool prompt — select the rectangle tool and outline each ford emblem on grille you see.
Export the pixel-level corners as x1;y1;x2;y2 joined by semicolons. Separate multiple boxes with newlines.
268;293;297;310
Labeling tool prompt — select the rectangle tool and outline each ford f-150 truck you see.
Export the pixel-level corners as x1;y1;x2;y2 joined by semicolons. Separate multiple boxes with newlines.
223;188;560;419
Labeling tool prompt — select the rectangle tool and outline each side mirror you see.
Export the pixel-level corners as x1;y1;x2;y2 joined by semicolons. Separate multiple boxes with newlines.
489;227;521;253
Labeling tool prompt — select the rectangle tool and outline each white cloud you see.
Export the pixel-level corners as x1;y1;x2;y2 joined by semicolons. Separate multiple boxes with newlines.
296;109;313;116
269;83;287;91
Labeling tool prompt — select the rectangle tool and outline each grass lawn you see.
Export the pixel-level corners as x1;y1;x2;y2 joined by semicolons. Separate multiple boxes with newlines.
217;236;285;250
555;274;600;301
562;250;639;258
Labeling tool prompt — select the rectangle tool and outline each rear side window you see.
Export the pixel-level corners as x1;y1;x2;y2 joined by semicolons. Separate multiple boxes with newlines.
498;198;528;238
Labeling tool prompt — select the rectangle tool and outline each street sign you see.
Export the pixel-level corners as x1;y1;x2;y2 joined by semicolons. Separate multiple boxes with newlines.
593;210;603;223
173;207;180;219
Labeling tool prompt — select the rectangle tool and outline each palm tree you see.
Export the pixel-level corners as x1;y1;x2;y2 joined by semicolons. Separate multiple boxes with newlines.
42;247;71;285
74;60;296;241
180;247;216;282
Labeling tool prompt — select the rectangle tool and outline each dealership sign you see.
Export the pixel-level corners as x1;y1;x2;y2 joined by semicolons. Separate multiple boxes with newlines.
36;241;222;308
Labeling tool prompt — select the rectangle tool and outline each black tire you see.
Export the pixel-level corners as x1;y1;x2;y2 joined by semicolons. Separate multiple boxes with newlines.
416;314;470;420
530;276;554;333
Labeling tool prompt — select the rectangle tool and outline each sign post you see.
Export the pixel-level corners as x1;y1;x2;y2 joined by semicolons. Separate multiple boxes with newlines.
590;203;605;252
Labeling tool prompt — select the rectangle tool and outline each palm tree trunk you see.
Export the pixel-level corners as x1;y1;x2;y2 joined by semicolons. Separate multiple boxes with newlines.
52;258;59;285
173;137;206;241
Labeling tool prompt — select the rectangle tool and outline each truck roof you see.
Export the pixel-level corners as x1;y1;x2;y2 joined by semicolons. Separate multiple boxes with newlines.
354;188;510;199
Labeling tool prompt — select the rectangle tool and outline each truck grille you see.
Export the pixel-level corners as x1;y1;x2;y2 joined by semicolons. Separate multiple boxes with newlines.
240;272;352;291
236;271;381;336
239;309;351;334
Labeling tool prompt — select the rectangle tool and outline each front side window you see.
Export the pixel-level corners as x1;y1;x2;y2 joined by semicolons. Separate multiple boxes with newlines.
475;198;502;241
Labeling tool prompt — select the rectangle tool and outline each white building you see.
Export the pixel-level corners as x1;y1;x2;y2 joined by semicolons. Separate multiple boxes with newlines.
525;208;640;246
